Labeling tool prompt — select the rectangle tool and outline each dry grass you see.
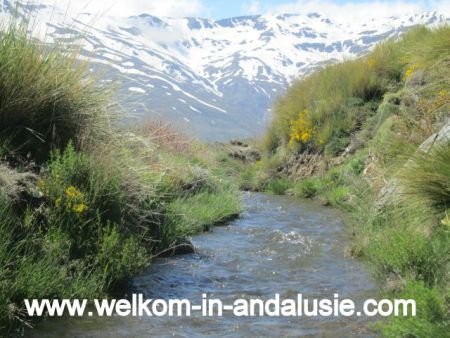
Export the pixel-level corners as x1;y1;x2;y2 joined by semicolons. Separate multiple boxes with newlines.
138;121;193;154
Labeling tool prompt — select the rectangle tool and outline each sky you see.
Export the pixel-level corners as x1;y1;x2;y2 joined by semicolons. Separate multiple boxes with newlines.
38;0;450;19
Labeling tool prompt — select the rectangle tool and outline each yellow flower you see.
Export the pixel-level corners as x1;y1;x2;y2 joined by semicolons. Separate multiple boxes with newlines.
403;63;422;81
366;58;376;69
73;203;88;214
289;109;314;144
55;197;61;207
65;186;83;200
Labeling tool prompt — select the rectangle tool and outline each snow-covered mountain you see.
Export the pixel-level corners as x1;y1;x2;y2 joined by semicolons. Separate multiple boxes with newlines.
1;1;448;140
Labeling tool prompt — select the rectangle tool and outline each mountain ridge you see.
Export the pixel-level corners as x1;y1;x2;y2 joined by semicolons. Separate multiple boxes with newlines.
1;1;448;139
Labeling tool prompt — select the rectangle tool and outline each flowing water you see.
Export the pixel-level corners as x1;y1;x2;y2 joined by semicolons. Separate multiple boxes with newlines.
29;193;378;337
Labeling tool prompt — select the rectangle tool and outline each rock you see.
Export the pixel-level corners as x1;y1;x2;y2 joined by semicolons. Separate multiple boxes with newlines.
419;121;450;152
230;140;248;147
374;177;403;211
342;136;364;157
281;152;327;179
0;164;39;203
405;69;426;89
228;145;261;162
226;139;261;162
374;121;450;211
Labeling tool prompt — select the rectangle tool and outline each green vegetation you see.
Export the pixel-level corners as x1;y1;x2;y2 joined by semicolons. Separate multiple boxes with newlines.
267;26;449;154
0;26;240;332
248;26;450;336
0;27;110;162
168;190;241;235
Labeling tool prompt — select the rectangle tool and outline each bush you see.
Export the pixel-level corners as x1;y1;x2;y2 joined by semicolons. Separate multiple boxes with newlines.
367;224;447;287
348;156;366;175
168;189;241;236
293;178;322;198
324;132;350;156
0;26;110;161
379;281;448;337
238;164;259;191
0;197;105;330
264;177;292;195
40;143;130;256
322;186;350;207
97;225;148;289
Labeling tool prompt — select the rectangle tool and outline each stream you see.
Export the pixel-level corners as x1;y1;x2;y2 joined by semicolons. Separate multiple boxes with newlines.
29;193;378;337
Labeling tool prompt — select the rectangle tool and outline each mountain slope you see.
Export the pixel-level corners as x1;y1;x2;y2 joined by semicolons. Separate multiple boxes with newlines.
1;1;448;139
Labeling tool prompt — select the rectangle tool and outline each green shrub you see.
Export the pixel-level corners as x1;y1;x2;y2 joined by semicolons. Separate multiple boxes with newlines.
40;143;130;255
0;201;86;330
322;186;350;207
366;221;447;288
97;225;148;289
264;177;292;195
0;26;110;161
238;164;259;191
168;189;241;236
379;281;448;337
324;132;350;156
293;178;323;198
348;156;366;175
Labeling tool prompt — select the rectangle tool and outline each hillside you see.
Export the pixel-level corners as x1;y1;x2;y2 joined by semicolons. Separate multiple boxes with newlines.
1;0;448;139
232;26;449;336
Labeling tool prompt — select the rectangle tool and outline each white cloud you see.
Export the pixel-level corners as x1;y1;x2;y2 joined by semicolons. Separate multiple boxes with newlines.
33;0;450;19
430;0;450;13
267;1;450;20
39;0;207;17
242;0;262;15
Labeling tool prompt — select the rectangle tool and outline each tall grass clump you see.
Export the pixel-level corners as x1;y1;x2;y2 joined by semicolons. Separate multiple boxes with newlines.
401;142;450;216
0;25;110;161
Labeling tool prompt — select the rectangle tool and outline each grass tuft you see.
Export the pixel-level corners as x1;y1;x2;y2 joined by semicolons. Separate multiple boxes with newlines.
0;25;111;162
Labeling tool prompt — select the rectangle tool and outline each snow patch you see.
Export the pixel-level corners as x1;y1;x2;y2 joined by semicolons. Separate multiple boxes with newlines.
128;87;146;93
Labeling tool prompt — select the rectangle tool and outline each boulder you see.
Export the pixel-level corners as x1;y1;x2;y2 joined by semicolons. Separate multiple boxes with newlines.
281;152;327;179
0;164;39;202
230;140;248;147
374;121;449;211
228;144;261;162
419;120;450;152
